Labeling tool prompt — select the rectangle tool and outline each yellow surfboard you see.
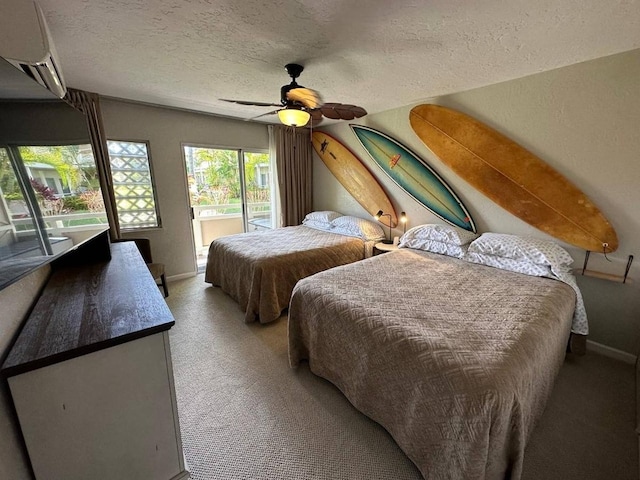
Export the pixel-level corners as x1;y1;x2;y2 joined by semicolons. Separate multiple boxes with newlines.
312;131;398;227
409;104;618;252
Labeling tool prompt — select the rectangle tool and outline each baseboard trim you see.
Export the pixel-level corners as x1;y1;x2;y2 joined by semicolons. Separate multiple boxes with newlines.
169;470;190;480
167;272;197;283
586;340;637;364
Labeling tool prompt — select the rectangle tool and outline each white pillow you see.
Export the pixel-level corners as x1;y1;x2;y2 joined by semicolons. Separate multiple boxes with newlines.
465;233;588;336
399;238;469;259
466;233;574;267
400;224;478;246
463;251;552;277
303;210;343;225
302;220;334;232
330;215;385;241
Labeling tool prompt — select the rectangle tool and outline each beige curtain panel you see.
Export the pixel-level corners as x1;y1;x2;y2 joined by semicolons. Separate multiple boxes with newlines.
273;125;313;226
64;88;121;240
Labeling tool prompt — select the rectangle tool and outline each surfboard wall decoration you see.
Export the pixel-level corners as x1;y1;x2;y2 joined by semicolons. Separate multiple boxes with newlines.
350;124;476;233
409;104;618;252
311;131;398;227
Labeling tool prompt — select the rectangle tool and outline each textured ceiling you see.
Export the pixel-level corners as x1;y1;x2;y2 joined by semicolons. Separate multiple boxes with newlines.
36;0;640;124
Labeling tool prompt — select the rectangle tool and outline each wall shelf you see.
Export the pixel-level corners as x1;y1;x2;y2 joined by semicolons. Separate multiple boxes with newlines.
574;251;634;284
574;268;632;284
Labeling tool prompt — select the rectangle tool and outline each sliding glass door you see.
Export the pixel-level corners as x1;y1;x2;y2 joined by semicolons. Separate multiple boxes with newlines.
183;145;275;270
242;151;274;232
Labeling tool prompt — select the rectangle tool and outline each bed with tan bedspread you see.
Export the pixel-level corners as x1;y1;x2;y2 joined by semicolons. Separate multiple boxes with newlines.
289;248;576;479
205;225;368;323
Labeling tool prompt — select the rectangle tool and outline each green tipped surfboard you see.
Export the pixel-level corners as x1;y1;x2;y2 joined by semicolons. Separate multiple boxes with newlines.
350;125;476;233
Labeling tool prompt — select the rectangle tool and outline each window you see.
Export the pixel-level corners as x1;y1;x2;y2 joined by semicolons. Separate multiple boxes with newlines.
0;143;107;256
0;147;39;251
107;140;161;229
15;144;107;230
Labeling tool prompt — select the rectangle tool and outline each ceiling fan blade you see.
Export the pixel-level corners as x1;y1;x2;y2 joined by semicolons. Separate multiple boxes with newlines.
309;109;324;126
286;88;322;109
310;109;323;120
349;106;368;118
320;103;368;120
319;102;343;120
245;109;281;121
220;98;282;107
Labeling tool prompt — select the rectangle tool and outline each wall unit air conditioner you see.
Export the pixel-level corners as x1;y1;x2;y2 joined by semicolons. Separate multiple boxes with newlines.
0;0;67;98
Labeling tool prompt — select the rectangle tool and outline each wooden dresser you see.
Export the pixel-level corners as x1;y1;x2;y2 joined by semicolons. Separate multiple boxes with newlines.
1;232;189;480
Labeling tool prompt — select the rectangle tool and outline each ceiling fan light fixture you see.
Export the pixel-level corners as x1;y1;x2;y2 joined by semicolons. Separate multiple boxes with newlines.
278;107;310;127
220;63;366;125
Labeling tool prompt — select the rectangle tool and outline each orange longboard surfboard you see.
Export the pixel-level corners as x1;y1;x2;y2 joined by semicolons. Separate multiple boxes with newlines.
409;104;618;252
312;131;398;227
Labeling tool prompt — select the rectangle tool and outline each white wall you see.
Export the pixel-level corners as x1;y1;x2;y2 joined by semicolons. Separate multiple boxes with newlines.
100;99;269;279
316;49;640;354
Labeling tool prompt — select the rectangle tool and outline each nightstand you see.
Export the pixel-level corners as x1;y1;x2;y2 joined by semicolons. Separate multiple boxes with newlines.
374;242;399;255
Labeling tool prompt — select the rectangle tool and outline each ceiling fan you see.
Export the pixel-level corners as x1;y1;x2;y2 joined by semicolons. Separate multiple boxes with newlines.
220;63;367;127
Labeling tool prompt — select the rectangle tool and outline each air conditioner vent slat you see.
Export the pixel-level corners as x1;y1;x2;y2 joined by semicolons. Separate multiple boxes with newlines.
19;64;37;81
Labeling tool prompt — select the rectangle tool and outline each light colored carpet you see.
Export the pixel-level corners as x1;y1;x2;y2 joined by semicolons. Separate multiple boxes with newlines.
167;275;637;480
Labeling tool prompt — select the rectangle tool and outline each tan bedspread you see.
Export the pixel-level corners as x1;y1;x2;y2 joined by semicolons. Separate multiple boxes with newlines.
205;225;366;323
289;248;576;480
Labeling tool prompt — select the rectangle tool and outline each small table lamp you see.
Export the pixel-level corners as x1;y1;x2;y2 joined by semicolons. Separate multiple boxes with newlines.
374;210;393;244
400;212;407;235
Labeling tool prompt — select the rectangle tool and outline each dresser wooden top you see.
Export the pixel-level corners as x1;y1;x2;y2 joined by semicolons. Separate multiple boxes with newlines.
2;242;174;377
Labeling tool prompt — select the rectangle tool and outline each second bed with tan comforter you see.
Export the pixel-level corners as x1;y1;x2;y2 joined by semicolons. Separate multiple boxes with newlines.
289;248;577;479
205;225;369;323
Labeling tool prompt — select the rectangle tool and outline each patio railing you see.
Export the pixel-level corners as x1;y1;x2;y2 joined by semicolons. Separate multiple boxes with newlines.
13;212;109;237
192;202;272;254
